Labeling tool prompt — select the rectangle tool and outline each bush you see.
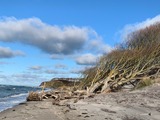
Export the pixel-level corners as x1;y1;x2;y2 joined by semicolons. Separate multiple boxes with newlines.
80;22;160;92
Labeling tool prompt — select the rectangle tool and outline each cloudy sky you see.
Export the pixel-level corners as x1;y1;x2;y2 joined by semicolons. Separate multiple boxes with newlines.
0;0;160;86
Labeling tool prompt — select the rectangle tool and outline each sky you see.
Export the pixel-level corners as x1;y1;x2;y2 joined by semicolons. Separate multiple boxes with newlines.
0;0;160;86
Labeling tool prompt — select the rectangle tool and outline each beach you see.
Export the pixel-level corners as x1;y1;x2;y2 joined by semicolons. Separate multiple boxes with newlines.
0;84;160;120
0;100;62;120
0;2;160;120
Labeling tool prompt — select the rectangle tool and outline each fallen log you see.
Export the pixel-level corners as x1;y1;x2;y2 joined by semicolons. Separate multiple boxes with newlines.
89;80;104;93
101;77;112;92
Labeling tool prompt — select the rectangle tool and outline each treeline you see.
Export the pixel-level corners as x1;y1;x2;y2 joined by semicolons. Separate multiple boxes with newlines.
79;22;160;93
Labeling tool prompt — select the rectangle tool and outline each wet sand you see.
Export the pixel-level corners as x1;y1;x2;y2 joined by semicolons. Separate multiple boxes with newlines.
0;84;160;120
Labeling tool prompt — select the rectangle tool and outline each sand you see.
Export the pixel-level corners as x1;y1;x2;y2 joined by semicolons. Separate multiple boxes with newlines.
0;84;160;120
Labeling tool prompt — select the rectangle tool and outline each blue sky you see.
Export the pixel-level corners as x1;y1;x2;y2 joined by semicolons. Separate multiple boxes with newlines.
0;0;160;86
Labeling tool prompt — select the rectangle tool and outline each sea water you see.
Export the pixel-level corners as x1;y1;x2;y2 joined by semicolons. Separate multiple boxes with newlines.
0;84;41;112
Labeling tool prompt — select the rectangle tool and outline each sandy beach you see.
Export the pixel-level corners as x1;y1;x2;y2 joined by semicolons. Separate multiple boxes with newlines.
0;84;160;120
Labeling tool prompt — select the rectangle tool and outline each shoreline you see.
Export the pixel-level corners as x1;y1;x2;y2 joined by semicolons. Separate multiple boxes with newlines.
0;98;27;113
0;84;41;113
0;101;27;113
0;99;63;120
0;84;160;120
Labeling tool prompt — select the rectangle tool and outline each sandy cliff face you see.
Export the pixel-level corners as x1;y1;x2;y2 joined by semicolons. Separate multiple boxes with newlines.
39;78;80;89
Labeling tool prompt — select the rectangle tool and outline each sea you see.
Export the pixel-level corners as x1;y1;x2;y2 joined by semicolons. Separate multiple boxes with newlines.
0;84;41;112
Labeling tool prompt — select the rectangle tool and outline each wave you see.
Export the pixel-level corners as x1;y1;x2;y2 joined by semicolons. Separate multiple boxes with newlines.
0;93;28;112
10;93;28;98
0;84;41;112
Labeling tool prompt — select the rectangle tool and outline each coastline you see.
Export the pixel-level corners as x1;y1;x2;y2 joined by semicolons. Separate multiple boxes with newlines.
0;84;160;120
0;84;41;112
0;99;63;120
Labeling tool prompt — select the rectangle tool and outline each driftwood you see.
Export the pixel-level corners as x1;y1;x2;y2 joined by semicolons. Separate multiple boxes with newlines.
26;88;90;106
89;80;104;93
86;67;160;93
27;91;42;101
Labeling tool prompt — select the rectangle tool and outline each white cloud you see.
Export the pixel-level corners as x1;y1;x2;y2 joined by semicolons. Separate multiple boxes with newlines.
0;74;7;78
76;53;99;65
0;73;48;86
0;46;25;58
121;15;160;40
54;63;68;69
0;17;112;58
0;61;8;65
29;65;42;70
70;67;85;74
45;69;67;74
88;39;112;53
12;73;38;79
50;54;64;59
45;70;58;74
0;17;96;55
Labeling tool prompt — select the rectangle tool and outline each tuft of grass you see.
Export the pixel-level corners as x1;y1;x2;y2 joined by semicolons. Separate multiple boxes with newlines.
136;79;153;89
